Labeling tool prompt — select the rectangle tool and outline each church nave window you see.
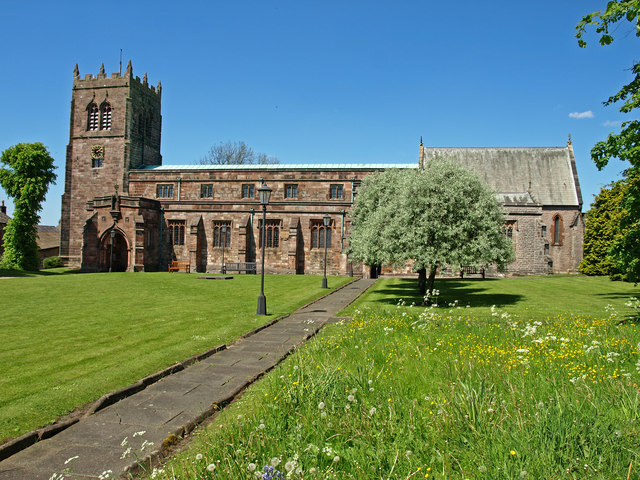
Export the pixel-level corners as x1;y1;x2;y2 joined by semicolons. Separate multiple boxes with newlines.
259;219;281;248
311;219;332;249
213;221;231;247
168;220;185;246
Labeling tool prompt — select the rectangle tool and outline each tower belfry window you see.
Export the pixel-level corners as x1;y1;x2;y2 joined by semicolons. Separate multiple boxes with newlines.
87;103;99;131
100;103;112;130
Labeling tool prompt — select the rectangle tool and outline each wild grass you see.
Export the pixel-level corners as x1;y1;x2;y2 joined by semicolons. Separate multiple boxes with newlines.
0;272;351;443
143;276;640;479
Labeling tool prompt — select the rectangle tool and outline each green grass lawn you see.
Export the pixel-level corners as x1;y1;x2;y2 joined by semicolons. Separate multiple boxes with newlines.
141;275;640;480
0;271;352;443
342;275;640;321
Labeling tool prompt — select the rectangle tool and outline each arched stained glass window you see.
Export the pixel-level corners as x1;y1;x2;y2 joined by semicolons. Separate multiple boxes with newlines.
552;214;563;246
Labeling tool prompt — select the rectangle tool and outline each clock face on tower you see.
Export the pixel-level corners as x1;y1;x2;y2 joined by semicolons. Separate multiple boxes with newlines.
91;145;104;159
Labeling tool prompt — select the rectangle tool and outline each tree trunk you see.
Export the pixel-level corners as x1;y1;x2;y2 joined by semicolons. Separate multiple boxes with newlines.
426;265;438;298
417;267;427;296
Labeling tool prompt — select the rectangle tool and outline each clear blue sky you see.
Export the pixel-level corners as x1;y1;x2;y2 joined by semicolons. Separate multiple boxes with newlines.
0;0;636;226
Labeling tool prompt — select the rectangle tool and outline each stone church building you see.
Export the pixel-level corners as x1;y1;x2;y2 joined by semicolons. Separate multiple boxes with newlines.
59;64;584;276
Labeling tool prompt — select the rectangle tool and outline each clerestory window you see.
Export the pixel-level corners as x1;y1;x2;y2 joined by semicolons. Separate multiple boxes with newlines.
201;184;213;198
330;184;344;199
157;184;174;198
284;184;298;199
242;184;255;198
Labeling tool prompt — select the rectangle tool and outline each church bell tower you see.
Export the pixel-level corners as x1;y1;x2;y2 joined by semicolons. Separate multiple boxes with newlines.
59;62;162;267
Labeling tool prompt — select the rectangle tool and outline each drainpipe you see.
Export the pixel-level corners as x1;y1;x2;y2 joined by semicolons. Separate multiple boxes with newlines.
350;178;355;203
177;177;182;201
249;207;255;261
340;209;345;250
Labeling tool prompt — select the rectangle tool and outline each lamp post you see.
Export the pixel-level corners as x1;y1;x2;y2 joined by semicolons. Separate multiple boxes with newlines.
322;213;330;289
221;225;227;274
257;183;272;315
109;229;116;273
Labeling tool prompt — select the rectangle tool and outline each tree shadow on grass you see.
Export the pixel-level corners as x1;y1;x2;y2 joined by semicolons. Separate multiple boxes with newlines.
0;268;82;277
371;277;524;308
595;292;640;300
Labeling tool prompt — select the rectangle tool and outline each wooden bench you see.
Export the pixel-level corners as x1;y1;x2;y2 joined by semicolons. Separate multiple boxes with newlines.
169;260;190;273
459;266;485;279
224;262;257;274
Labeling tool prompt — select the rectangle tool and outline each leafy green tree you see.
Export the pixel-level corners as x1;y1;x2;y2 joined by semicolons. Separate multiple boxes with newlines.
580;181;627;278
577;1;640;281
200;140;279;165
0;143;57;270
348;160;514;298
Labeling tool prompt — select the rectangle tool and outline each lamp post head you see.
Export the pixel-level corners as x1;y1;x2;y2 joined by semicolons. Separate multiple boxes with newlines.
323;214;331;227
111;229;116;239
258;183;272;205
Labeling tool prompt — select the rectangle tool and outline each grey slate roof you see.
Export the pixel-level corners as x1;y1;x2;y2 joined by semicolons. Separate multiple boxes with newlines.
420;146;582;207
0;211;9;225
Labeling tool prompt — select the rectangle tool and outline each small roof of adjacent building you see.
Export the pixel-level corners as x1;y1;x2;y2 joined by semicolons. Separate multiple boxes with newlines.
420;144;582;207
36;225;60;250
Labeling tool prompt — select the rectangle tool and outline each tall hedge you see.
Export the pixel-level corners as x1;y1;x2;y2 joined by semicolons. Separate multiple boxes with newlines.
580;181;626;279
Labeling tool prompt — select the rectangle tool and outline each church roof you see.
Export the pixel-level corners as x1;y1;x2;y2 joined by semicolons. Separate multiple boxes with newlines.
141;163;418;171
420;146;582;207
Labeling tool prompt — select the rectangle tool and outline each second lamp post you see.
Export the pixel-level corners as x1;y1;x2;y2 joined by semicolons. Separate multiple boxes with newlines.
256;183;272;315
220;225;227;274
322;213;330;289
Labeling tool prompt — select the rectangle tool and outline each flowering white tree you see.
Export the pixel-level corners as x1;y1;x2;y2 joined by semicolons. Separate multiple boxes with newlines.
348;160;514;298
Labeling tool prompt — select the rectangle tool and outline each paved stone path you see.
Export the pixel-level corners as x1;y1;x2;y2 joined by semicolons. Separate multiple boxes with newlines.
0;278;376;479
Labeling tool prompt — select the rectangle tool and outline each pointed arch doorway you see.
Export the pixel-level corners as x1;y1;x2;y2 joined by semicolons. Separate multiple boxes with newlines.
100;229;129;272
